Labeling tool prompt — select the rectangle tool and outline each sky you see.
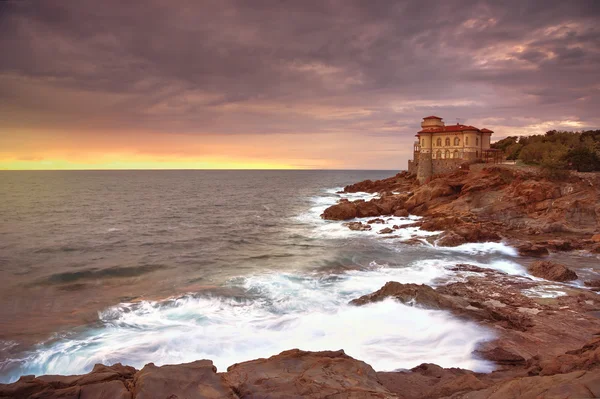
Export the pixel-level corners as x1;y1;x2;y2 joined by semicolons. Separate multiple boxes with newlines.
0;0;599;170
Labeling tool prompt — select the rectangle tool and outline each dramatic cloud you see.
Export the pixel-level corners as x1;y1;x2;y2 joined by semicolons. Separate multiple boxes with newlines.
0;0;598;169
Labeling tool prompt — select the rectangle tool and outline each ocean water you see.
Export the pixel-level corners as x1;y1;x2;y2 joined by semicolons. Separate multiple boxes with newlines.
0;170;586;383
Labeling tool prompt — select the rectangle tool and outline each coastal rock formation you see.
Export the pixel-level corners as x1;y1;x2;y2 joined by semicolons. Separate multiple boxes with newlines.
343;172;415;194
527;260;578;282
322;165;600;253
350;264;600;365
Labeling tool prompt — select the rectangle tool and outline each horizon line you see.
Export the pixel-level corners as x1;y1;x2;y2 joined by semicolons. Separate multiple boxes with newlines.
0;168;403;172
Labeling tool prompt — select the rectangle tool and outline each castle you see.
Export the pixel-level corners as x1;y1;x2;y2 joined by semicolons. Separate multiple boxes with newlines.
408;116;495;182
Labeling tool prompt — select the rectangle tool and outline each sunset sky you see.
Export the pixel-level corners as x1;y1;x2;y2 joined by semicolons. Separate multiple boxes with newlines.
1;0;599;170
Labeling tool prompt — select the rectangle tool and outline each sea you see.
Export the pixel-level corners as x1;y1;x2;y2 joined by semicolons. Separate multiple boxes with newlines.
0;170;597;383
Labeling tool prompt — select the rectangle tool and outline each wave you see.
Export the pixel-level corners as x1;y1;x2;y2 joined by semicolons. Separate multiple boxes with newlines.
0;265;496;383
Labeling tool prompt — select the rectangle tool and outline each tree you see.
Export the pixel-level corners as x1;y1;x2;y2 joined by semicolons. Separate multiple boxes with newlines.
563;147;600;172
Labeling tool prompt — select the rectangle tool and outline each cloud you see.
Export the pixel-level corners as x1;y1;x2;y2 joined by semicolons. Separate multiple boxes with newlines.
0;0;598;168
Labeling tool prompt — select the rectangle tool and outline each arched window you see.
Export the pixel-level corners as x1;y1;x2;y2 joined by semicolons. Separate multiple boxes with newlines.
454;150;459;159
445;150;450;159
476;137;479;146
454;137;460;146
445;138;450;146
465;137;469;145
436;150;442;159
436;138;442;146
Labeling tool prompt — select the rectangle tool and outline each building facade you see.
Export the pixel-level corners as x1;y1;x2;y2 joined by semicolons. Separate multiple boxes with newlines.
408;116;494;182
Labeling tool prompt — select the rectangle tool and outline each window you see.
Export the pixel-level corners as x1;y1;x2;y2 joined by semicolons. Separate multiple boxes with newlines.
476;137;479;146
422;139;425;146
445;150;450;159
465;137;469;145
454;150;459;158
436;138;441;146
445;138;450;146
454;137;460;146
436;150;441;159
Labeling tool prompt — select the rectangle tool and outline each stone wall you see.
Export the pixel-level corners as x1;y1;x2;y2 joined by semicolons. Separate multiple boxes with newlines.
408;159;417;174
432;158;463;175
416;152;432;182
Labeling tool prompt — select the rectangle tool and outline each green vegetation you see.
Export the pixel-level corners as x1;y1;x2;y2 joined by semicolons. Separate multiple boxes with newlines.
492;130;600;173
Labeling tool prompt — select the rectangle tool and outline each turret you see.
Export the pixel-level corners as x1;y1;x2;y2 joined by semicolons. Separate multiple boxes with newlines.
421;116;445;130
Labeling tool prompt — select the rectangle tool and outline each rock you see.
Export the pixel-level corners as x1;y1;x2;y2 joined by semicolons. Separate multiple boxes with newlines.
517;243;549;257
80;380;130;399
453;224;501;243
377;364;488;399
473;347;526;366
224;349;396;398
343;221;371;231
584;280;600;288
343;172;415;194
133;360;237;399
464;370;600;399
378;227;394;234
367;218;385;224
593;234;600;243
437;232;467;247
0;364;137;399
393;209;409;217
528;260;578;282
356;200;381;218
349;282;462;311
545;239;576;251
321;201;357;220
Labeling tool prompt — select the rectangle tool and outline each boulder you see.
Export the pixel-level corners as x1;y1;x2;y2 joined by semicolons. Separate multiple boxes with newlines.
584;279;600;288
321;201;357;220
367;218;385;224
224;349;396;398
517;243;549;257
528;261;578;282
343;221;372;231
349;282;462;310
378;227;394;234
133;360;237;399
592;234;600;243
437;232;467;247
356;200;381;218
393;209;409;217
473;347;526;366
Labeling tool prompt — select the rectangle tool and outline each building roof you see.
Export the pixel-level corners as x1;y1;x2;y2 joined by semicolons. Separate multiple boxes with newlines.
480;128;494;133
417;124;480;134
423;115;443;120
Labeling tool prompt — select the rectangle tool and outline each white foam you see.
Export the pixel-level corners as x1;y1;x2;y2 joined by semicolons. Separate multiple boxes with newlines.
1;267;496;382
434;242;518;257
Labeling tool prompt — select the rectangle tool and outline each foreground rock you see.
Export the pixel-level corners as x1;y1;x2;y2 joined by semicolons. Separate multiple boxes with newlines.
134;361;237;399
527;260;578;282
350;264;600;363
0;351;398;399
224;349;397;398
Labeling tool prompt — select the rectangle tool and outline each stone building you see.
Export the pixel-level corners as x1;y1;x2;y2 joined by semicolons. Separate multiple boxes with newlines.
408;116;494;182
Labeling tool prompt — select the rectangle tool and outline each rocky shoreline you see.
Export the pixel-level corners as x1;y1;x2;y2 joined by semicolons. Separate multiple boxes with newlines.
3;165;600;398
